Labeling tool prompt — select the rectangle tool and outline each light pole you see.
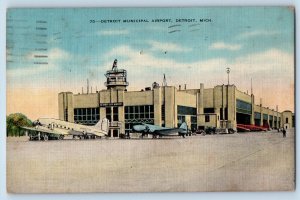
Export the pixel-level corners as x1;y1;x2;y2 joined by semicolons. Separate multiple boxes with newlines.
226;67;230;85
226;67;230;128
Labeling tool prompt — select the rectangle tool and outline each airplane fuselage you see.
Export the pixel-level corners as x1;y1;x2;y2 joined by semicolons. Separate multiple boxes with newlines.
132;123;188;138
37;118;107;137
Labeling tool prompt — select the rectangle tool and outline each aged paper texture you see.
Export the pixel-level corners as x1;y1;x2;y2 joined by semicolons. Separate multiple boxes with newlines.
6;7;295;193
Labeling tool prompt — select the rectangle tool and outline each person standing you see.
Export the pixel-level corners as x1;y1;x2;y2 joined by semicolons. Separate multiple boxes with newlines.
282;128;286;138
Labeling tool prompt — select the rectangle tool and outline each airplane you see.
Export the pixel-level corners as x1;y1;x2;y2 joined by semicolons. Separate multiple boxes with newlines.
22;118;109;141
132;122;188;138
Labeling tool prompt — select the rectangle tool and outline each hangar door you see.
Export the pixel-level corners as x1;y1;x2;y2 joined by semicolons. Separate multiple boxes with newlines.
269;115;273;128
236;99;252;125
263;114;269;128
254;112;261;126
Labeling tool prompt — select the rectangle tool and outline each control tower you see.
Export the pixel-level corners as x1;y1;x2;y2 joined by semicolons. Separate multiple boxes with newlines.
104;59;129;90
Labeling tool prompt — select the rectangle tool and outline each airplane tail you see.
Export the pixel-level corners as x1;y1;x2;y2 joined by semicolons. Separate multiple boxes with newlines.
179;122;188;131
94;118;109;133
179;122;188;138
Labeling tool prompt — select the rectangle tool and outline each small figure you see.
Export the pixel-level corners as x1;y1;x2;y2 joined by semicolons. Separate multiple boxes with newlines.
282;128;286;138
126;131;130;139
112;59;118;70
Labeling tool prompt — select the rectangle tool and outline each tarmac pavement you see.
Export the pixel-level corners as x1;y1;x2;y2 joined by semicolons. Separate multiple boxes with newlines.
6;129;295;193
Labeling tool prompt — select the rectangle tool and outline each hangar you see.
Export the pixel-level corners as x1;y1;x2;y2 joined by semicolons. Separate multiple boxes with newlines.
58;60;294;137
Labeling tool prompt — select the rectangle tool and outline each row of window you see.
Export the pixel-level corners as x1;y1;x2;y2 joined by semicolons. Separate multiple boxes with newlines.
190;116;197;131
106;107;118;121
220;107;228;120
125;105;155;131
161;105;165;122
64;109;68;121
74;108;99;115
74;108;100;125
177;105;197;115
73;107;284;127
204;108;214;113
203;108;235;120
125;105;154;120
191;116;197;123
236;99;252;115
255;112;281;121
74;115;99;121
254;112;261;119
125;113;154;119
177;105;197;130
203;107;227;120
263;114;268;120
125;105;154;114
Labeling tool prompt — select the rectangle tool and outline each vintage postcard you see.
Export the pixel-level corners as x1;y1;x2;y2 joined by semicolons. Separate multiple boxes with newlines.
6;7;295;193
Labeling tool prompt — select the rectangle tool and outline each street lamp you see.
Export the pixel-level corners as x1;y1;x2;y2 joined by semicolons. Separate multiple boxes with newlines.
226;67;230;85
225;67;231;128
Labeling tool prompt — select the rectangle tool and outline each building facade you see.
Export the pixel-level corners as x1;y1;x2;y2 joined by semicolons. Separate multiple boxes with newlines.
58;62;294;137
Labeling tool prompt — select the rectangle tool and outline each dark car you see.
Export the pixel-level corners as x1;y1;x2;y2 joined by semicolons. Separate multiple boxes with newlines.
205;127;216;134
228;128;235;134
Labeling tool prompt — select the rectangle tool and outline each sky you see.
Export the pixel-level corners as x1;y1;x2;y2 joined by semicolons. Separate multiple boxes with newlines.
6;7;295;120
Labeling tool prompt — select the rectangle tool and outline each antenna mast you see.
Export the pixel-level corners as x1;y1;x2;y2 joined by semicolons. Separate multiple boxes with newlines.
251;78;253;95
162;74;167;86
87;79;89;94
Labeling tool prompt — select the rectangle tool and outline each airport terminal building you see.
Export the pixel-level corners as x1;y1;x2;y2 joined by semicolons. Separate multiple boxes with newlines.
58;61;294;137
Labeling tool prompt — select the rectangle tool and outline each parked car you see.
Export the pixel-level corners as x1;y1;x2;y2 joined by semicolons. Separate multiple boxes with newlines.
205;127;216;134
228;128;236;134
195;129;205;135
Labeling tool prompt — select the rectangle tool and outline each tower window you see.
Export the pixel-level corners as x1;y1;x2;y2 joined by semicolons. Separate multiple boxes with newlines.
205;115;210;122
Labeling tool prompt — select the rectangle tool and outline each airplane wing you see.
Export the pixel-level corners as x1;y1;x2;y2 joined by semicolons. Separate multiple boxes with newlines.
153;128;181;135
142;124;170;132
144;122;188;136
142;124;178;135
21;126;70;135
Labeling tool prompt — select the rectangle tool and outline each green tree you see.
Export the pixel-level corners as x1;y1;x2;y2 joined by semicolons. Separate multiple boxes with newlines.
6;113;33;137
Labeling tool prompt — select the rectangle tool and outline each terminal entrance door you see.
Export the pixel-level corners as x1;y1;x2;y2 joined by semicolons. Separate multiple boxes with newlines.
254;119;260;126
236;99;252;125
105;106;121;137
236;112;251;125
112;129;119;137
269;120;273;128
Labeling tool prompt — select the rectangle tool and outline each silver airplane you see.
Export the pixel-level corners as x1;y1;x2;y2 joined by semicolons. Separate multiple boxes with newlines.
132;122;188;138
22;118;109;141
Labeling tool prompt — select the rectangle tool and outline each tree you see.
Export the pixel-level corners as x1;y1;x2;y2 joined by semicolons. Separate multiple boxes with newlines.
6;113;33;137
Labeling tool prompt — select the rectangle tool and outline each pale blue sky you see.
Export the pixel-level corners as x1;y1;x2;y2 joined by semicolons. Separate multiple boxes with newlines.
6;7;295;117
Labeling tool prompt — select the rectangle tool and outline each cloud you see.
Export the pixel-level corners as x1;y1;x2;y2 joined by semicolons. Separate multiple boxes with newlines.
232;48;293;72
209;42;242;51
101;45;228;90
47;48;71;60
103;45;225;71
25;48;70;60
226;48;294;111
237;30;279;40
101;45;294;111
7;48;71;77
103;46;293;76
104;45;294;82
97;29;129;36
147;40;192;53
